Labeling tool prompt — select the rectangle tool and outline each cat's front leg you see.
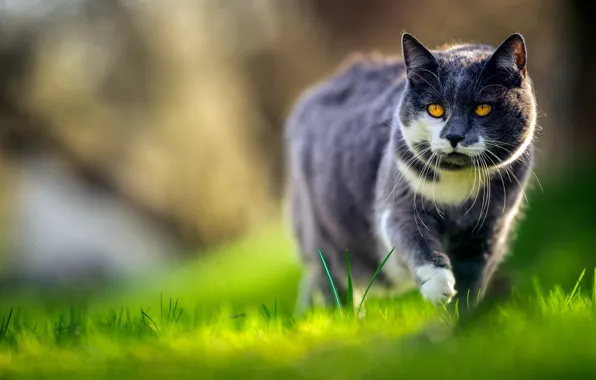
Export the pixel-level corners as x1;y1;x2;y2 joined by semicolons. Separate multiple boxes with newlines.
450;219;516;306
379;210;456;305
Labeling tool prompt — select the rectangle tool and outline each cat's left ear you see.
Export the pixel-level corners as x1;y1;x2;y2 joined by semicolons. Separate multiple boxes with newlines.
486;33;527;79
402;33;439;86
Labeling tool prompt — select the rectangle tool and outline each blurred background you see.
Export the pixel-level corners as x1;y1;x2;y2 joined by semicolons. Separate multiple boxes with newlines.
0;0;594;303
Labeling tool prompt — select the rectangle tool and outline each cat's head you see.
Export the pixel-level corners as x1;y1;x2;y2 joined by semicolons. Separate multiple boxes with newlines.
396;33;536;171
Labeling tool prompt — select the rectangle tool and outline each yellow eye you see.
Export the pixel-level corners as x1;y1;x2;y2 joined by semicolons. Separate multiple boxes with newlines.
427;104;445;118
474;104;492;117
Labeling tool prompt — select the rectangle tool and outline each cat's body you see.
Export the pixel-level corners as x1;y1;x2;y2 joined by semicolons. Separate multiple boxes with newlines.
285;34;537;312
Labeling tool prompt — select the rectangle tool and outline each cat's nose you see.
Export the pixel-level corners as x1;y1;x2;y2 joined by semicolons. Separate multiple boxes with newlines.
445;132;465;148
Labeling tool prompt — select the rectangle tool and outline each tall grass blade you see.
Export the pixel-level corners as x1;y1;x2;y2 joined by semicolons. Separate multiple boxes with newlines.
160;293;163;328
261;304;271;320
140;308;160;333
345;250;354;315
566;268;586;306
0;308;13;342
318;249;343;316
532;276;548;310
593;267;596;305
357;247;395;317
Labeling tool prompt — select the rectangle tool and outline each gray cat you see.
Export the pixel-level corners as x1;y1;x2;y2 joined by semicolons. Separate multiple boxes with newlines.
284;32;538;313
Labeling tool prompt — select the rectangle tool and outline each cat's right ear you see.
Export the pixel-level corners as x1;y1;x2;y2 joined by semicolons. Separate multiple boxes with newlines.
481;33;527;85
402;33;438;86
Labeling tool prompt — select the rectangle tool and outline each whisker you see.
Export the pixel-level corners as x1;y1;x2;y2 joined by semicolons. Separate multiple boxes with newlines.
412;150;435;235
475;83;508;97
472;56;492;95
412;67;444;92
482;140;523;148
496;161;529;208
473;153;492;232
431;153;444;219
484;149;508;212
472;154;487;231
414;153;432;208
481;154;493;230
462;155;478;206
506;166;529;206
409;70;442;97
483;141;543;193
418;151;437;214
465;156;484;215
371;146;431;218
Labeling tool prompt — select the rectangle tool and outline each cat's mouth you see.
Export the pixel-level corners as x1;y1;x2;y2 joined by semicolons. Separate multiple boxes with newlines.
436;152;472;170
414;143;473;171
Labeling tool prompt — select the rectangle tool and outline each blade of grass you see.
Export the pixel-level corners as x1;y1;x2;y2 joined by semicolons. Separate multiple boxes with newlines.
261;304;271;320
532;276;548;310
318;249;343;316
357;247;395;317
0;308;13;342
440;300;452;325
345;250;354;315
593;267;596;305
140;308;160;333
566;268;586;306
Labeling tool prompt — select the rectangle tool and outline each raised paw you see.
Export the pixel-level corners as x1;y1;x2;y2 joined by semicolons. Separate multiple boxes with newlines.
415;265;457;305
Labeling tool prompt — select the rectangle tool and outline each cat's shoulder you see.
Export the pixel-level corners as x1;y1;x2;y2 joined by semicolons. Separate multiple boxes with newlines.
337;51;403;73
334;52;406;85
286;52;403;124
302;52;404;107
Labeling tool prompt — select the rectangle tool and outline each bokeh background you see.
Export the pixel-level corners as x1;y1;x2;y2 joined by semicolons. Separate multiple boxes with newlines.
0;0;594;305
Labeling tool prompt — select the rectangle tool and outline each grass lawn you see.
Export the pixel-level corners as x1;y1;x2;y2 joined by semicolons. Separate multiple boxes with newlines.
0;167;595;379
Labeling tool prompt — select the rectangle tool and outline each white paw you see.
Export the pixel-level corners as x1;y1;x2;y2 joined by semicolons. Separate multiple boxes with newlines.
415;265;457;305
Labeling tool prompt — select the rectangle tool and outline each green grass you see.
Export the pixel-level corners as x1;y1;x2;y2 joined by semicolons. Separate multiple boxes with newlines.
319;247;395;317
0;167;595;379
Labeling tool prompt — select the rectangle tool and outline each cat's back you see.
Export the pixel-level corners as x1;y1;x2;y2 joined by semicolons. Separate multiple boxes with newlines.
284;54;406;253
284;54;406;180
285;54;405;144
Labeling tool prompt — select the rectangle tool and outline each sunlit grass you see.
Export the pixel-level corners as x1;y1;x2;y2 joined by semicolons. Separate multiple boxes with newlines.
0;228;594;380
0;170;595;378
0;273;595;379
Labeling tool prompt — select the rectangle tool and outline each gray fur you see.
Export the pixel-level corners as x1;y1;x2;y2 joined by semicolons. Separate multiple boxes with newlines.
284;33;537;312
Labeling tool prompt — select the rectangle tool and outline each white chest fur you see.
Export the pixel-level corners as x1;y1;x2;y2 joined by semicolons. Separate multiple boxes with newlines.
395;159;484;205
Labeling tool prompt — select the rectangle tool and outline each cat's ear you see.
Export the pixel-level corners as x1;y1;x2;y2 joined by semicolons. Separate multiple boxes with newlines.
402;33;438;85
485;33;527;81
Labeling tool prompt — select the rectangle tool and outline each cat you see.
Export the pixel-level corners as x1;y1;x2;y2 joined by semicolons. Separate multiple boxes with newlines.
284;32;537;314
